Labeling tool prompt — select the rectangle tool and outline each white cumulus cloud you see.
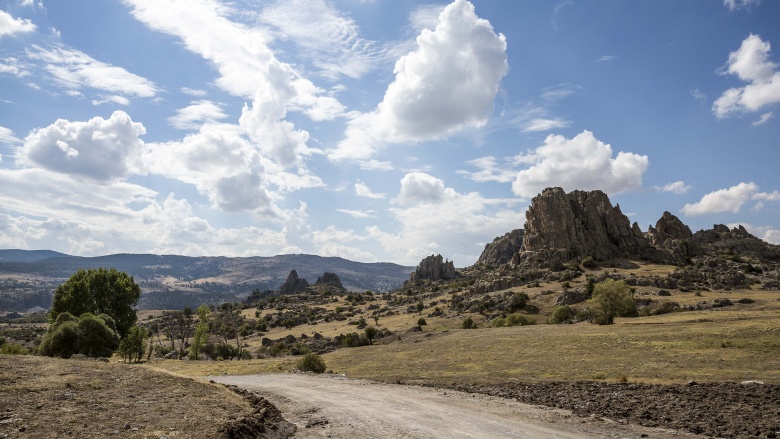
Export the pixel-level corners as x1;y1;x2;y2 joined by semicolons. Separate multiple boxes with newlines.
510;130;649;198
331;0;508;160
681;182;758;216
17;111;146;181
713;34;780;118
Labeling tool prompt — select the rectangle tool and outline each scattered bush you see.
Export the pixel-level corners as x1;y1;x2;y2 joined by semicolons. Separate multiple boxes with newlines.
491;316;506;327
417;317;427;327
462;317;476;329
297;352;326;373
507;292;529;312
547;306;576;324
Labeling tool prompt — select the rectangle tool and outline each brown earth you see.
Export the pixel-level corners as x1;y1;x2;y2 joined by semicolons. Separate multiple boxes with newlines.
0;355;293;439
439;380;779;439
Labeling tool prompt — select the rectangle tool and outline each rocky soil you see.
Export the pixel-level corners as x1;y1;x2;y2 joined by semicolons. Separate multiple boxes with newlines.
441;380;779;439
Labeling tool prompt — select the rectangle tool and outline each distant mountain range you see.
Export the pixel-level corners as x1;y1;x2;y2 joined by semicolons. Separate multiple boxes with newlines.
0;250;414;311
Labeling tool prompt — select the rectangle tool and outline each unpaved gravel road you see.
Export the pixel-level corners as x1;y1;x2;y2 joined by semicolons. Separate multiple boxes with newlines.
211;374;704;439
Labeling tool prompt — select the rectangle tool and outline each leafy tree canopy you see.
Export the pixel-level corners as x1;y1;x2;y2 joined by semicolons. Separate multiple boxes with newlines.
49;268;141;338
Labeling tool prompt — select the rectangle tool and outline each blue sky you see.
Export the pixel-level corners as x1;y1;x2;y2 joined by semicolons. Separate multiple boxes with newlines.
0;0;778;266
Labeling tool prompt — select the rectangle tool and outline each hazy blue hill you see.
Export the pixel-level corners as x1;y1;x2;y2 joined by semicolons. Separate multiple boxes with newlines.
0;250;413;311
0;249;69;263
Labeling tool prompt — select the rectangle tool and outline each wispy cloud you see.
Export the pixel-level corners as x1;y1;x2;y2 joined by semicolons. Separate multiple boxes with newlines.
25;44;159;98
594;55;617;62
752;111;774;126
337;209;376;219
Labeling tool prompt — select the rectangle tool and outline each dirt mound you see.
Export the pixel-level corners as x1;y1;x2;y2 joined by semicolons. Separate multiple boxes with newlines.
0;356;293;439
445;380;779;438
218;385;296;439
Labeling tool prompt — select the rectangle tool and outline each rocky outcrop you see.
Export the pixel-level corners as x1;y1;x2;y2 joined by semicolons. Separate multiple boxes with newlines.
409;254;456;282
518;187;649;265
314;272;344;290
476;229;524;268
694;224;780;261
645;211;698;264
277;270;309;295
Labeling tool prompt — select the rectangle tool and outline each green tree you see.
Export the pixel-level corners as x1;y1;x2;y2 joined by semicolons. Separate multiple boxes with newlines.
462;317;476;329
118;325;147;363
588;279;637;325
49;268;141;338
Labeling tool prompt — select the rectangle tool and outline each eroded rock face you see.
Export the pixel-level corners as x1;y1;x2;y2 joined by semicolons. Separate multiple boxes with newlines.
314;272;344;290
410;254;456;282
521;187;648;263
477;229;524;268
277;270;309;295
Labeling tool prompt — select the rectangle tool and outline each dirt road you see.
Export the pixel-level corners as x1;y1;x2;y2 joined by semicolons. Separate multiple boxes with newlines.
211;373;704;438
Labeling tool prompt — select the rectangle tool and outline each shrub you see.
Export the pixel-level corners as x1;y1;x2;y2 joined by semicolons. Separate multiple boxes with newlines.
417;317;427;327
581;256;597;269
506;313;535;326
547;306;576;324
0;342;29;355
268;342;289;357
491;316;506;327
508;292;529;312
588;279;637;325
462;317;476;329
297;352;326;373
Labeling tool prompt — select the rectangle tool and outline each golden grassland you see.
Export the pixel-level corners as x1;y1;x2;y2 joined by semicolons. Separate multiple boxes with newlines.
151;276;780;385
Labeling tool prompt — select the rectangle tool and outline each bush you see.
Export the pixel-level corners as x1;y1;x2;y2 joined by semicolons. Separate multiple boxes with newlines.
588;279;637;325
505;313;535;326
296;352;326;373
39;313;119;359
547;306;576;324
417;317;427;326
491;316;506;327
0;342;29;355
268;342;289;357
508;292;529;312
581;256;597;269
462;317;476;329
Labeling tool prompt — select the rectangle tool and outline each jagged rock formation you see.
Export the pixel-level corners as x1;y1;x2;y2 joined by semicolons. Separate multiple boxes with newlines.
517;187;649;266
477;229;524;268
314;272;345;290
460;187;780;298
409;254;456;282
277;270;309;295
